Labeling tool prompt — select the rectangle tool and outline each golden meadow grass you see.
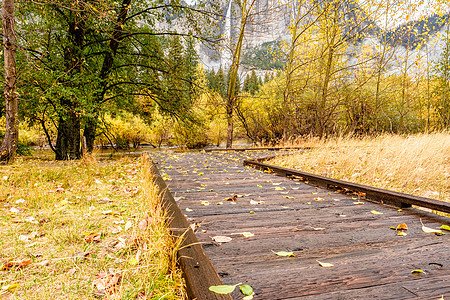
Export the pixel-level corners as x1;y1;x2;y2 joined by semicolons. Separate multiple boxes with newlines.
0;155;184;299
270;133;449;203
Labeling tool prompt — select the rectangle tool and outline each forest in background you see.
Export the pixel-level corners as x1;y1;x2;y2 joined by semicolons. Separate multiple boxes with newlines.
0;0;449;160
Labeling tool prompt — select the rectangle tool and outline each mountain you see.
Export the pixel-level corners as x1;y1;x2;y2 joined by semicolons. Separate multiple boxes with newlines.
198;0;450;73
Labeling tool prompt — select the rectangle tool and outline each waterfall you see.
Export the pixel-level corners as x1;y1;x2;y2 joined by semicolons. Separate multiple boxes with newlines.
221;0;233;68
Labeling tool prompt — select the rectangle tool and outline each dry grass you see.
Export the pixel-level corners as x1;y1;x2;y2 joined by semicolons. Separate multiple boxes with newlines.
270;133;449;202
0;155;184;299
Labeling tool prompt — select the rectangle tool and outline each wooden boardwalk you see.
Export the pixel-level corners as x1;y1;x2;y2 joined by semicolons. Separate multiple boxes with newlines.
152;150;450;299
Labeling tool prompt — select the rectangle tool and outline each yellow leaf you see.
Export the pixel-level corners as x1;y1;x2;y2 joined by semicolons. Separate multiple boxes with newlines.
128;257;139;266
201;201;210;206
370;210;383;215
411;269;425;276
241;232;254;237
185;208;193;212
275;187;284;191
317;260;334;267
397;231;407;236
420;219;444;235
212;236;232;243
286;196;295;199
1;283;19;292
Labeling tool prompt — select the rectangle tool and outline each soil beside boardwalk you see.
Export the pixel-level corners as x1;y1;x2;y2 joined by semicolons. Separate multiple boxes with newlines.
152;150;450;299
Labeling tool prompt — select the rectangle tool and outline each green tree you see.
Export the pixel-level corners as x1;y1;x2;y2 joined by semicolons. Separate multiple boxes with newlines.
17;0;216;160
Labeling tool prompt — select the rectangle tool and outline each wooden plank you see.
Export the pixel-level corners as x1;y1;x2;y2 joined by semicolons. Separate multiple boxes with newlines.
148;155;231;300
244;158;450;213
154;151;450;299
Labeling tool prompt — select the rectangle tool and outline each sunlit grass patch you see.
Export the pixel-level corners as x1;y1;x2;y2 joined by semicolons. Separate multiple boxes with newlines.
0;155;184;299
271;133;449;203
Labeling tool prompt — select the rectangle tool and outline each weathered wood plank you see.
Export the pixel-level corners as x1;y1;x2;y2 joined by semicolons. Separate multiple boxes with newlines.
148;155;231;300
153;151;450;299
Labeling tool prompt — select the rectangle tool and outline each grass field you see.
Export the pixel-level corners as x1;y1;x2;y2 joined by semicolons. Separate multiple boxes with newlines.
0;155;184;299
270;133;449;203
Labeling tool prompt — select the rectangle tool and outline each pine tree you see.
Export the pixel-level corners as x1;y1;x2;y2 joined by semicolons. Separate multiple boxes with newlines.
215;66;227;99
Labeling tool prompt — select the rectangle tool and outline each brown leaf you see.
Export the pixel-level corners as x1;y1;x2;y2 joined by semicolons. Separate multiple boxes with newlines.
138;219;148;230
93;269;122;296
1;258;32;271
84;232;102;243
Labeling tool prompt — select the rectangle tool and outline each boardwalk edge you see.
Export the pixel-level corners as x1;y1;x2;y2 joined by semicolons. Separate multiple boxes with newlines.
146;154;232;300
244;157;450;215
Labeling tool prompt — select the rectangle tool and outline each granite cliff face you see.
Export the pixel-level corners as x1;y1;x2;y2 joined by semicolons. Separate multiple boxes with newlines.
199;0;449;73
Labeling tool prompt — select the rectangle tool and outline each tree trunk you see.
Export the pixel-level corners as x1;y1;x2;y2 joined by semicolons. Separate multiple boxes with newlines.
0;0;18;163
225;0;254;148
84;116;97;152
55;111;81;160
83;0;132;152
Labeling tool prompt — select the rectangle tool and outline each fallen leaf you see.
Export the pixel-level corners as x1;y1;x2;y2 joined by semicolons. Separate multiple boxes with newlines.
9;207;22;213
286;196;295;199
239;284;253;296
241;232;254;237
411;269;426;276
396;223;408;231
185;208;193;212
397;231;407;236
250;199;264;205
420;219;444;235
274;187;284;191
1;259;32;271
249;211;255;214
19;231;38;242
24;216;38;224
93;269;122;296
243;295;254;300
440;225;450;231
201;201;210;206
84;232;102;243
124;220;132;231
315;198;324;201
353;201;364;205
138;219;148;230
312;227;326;231
317;260;334;267
216;202;223;205
128;257;139;266
272;250;294;257
108;226;122;234
212;236;232;243
209;283;240;295
1;283;19;293
370;210;383;215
